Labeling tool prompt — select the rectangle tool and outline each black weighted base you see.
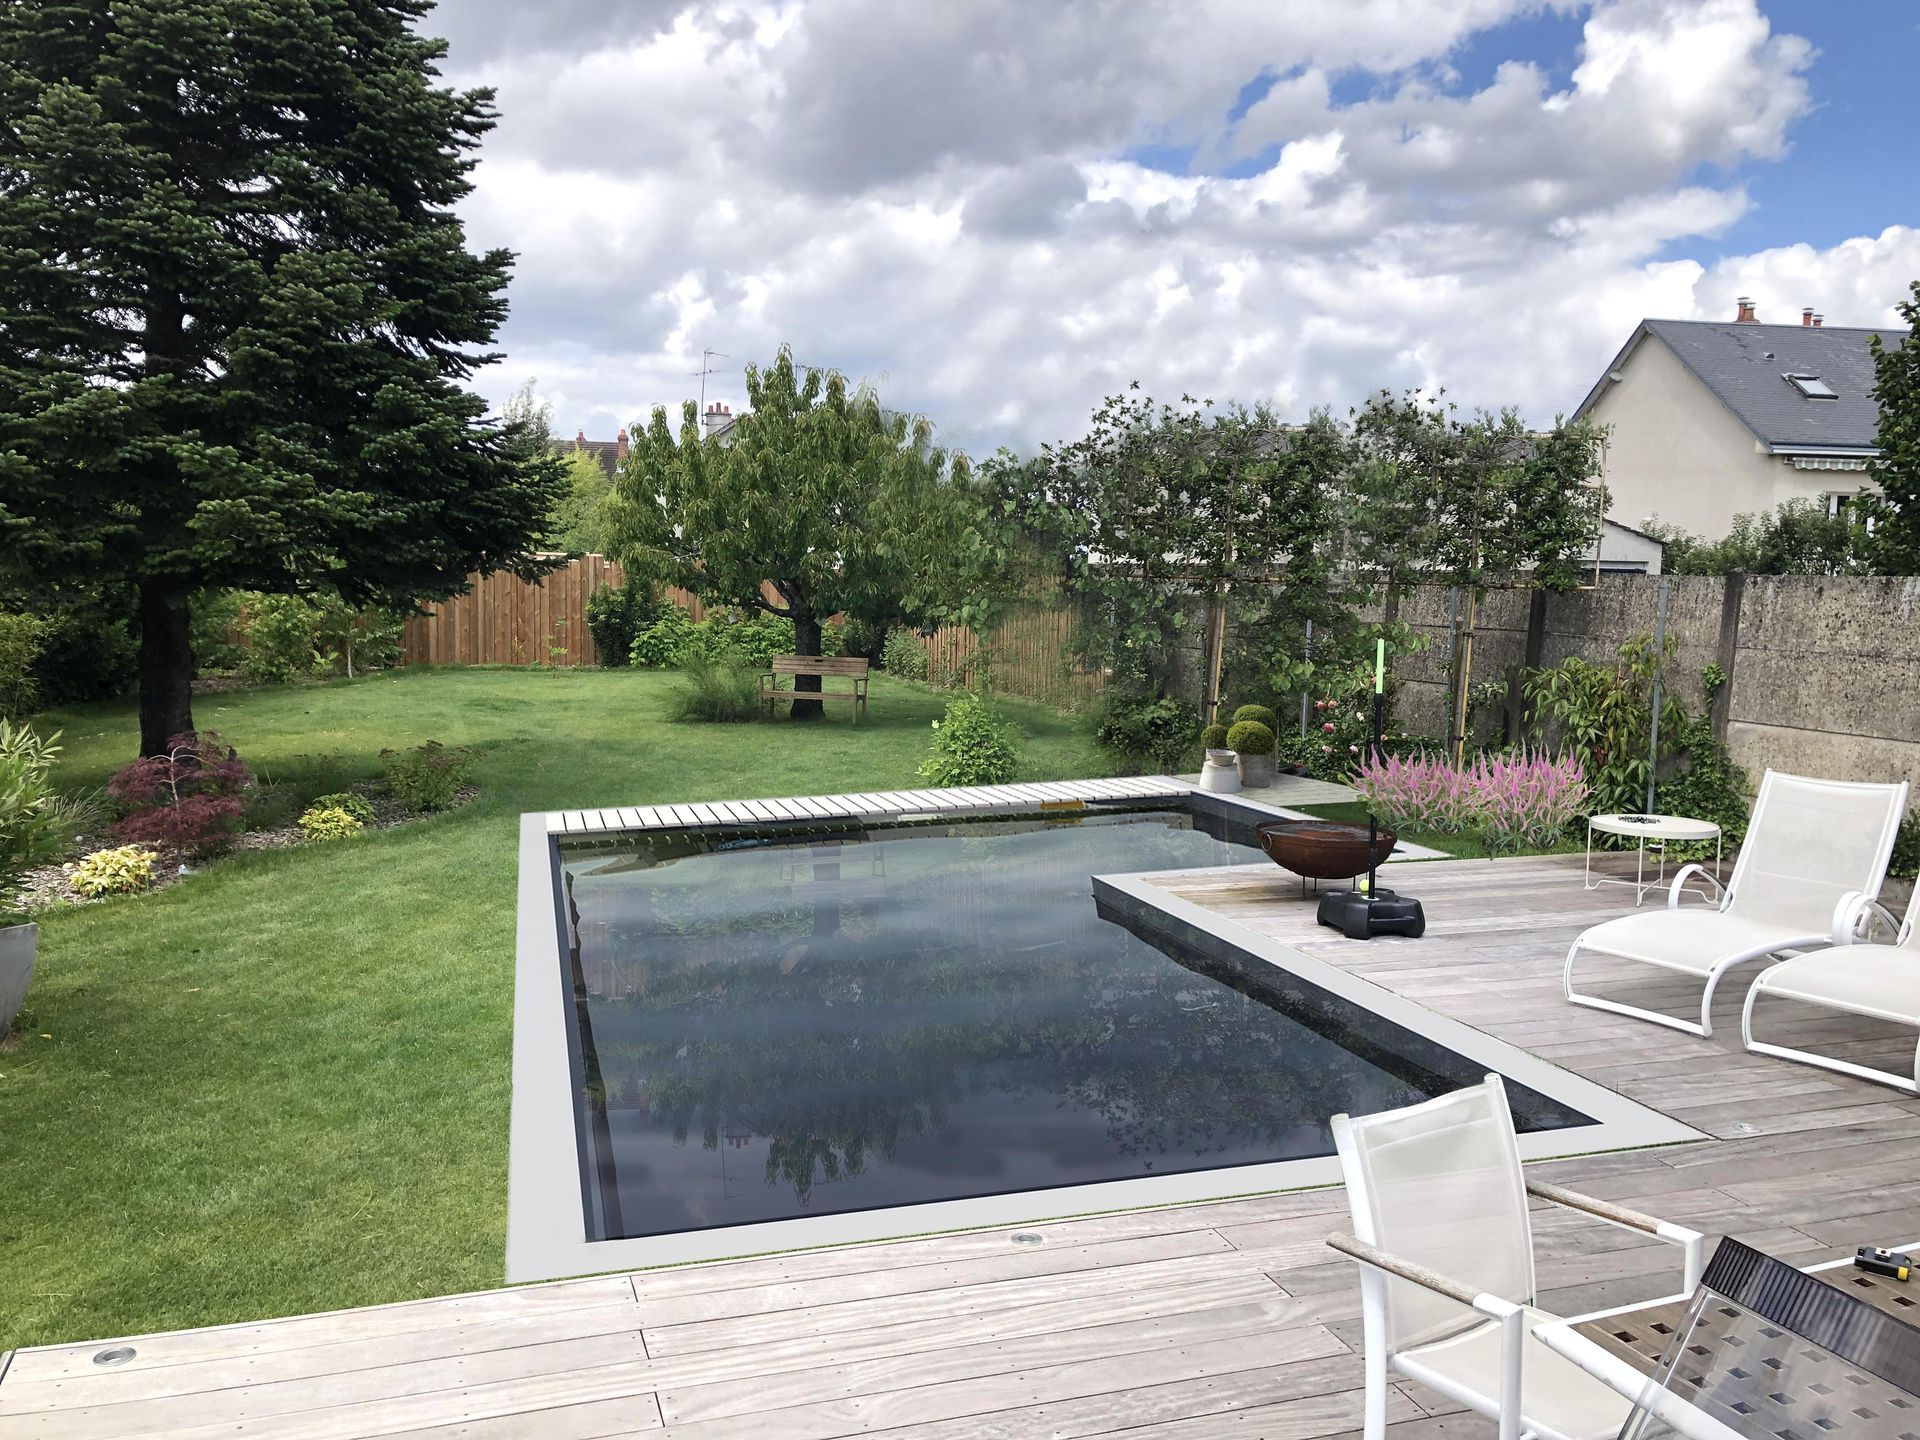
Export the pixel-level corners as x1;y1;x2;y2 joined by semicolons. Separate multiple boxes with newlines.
1315;887;1427;940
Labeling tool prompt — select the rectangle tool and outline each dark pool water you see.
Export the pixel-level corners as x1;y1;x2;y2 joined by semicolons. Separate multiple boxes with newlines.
558;808;1587;1240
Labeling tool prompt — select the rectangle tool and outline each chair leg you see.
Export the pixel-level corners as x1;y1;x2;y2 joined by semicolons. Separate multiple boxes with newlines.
1565;939;1713;1037
1362;1334;1388;1440
1743;982;1920;1095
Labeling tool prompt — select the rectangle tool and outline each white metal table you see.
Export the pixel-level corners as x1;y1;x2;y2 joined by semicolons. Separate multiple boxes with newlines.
1585;812;1724;906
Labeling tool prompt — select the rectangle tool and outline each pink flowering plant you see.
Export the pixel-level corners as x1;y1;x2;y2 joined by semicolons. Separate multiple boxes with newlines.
1354;748;1587;856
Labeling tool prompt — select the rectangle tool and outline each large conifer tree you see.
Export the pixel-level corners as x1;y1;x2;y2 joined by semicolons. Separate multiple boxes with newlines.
0;0;563;754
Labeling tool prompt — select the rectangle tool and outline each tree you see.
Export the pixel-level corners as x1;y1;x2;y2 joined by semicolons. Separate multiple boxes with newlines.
1000;388;1343;717
0;1;564;755
1868;280;1920;572
1641;499;1874;576
545;448;616;555
611;348;997;718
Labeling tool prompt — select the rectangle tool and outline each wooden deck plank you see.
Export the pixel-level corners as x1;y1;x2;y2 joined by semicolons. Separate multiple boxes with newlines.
14;852;1920;1437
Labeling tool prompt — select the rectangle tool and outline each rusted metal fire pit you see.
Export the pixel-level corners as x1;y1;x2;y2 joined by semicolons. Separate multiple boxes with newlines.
1255;818;1397;888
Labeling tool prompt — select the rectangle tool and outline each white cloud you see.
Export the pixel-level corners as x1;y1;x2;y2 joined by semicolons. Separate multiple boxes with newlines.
425;0;1913;453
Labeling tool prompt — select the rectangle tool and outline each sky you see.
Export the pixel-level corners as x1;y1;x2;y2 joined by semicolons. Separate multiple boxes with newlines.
425;0;1920;457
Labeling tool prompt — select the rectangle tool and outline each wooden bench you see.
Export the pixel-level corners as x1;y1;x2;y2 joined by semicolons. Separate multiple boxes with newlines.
761;655;870;719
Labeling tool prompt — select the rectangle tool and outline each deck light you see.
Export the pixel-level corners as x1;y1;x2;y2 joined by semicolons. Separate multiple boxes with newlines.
92;1347;135;1366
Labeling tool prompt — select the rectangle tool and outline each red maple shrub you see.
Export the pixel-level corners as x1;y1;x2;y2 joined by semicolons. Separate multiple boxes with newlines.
109;731;252;856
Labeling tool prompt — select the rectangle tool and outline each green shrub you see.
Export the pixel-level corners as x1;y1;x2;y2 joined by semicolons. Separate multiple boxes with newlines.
820;618;846;658
1095;696;1198;773
238;594;319;684
707;609;795;667
298;805;365;841
308;791;376;826
666;655;762;723
919;693;1018;786
31;602;136;704
1230;704;1278;730
308;595;406;677
44;787;110;858
839;617;884;661
1201;723;1229;751
631;608;700;668
379;742;472;812
1653;713;1753;855
881;627;928;680
1893;809;1920;882
1225;719;1275;755
64;844;158;898
190;590;251;672
0;720;62;914
0;613;47;718
584;578;658;668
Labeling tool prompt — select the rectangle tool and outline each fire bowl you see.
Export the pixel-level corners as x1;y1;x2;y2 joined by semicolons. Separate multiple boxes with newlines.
1255;819;1398;881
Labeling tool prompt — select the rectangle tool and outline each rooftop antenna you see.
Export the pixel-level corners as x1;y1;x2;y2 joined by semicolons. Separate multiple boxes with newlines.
694;349;730;417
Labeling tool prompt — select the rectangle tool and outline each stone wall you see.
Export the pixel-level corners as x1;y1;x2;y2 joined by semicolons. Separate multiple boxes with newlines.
1375;573;1920;794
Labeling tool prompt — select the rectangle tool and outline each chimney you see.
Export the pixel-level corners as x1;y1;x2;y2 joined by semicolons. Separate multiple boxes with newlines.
701;402;733;439
1802;307;1814;327
1735;296;1756;323
574;429;587;447
615;427;629;463
1813;313;1824;328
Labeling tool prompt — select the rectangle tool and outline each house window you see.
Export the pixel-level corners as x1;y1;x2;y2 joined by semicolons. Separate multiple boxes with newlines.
1785;373;1837;399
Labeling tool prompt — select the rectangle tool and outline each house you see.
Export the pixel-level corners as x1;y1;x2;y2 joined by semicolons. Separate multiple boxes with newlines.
1573;300;1904;538
565;429;628;475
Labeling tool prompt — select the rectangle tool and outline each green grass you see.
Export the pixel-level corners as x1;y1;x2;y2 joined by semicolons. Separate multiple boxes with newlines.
1291;800;1585;861
1;667;1106;1349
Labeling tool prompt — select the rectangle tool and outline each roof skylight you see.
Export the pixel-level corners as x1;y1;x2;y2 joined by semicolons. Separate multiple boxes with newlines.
1785;373;1837;399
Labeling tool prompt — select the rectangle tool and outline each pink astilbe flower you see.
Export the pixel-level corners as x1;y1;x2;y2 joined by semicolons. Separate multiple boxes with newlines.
1354;748;1588;852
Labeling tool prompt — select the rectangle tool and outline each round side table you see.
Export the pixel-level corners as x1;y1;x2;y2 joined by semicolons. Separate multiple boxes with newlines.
1585;812;1724;906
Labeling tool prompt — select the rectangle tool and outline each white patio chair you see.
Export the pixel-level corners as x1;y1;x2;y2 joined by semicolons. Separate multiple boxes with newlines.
1329;1075;1704;1440
1743;899;1920;1092
1564;771;1909;1037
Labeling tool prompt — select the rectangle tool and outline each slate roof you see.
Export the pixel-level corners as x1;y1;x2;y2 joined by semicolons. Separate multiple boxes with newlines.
563;438;623;476
1578;319;1904;454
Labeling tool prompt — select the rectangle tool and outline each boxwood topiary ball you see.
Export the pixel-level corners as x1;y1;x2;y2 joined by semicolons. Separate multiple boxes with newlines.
1226;719;1275;755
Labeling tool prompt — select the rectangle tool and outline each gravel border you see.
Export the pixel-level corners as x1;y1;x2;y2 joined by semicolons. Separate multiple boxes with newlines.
19;782;479;914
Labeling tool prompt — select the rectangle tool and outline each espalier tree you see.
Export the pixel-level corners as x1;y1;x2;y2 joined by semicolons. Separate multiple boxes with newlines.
1868;279;1920;573
612;348;1001;718
0;0;564;755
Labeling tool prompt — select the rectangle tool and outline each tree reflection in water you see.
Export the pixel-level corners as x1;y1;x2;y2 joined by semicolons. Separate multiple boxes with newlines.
561;811;1586;1239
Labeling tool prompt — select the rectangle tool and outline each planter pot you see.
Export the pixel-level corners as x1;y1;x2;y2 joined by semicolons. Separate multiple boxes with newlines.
1198;748;1241;794
0;921;36;1035
1235;752;1277;788
1255;819;1397;881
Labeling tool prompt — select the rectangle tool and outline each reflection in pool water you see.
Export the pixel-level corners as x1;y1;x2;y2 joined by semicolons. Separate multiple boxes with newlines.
559;809;1587;1241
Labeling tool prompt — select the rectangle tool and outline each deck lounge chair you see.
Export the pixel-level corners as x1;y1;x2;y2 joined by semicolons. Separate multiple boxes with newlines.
1328;1075;1704;1440
1744;900;1920;1093
1563;771;1909;1037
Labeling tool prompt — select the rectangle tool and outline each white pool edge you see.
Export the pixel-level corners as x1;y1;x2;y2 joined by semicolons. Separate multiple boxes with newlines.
507;783;1700;1284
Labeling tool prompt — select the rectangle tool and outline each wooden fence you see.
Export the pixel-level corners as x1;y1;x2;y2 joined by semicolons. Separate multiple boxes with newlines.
919;581;1106;711
400;556;729;668
401;558;1109;710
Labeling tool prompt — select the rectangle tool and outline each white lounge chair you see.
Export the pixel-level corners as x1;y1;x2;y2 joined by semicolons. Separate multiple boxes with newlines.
1743;899;1920;1092
1329;1075;1704;1440
1563;771;1909;1037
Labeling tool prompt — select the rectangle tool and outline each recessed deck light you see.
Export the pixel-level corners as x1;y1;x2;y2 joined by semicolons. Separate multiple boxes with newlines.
1011;1231;1045;1246
92;1347;135;1366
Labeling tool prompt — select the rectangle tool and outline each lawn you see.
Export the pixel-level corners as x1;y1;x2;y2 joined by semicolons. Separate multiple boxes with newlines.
1;666;1107;1350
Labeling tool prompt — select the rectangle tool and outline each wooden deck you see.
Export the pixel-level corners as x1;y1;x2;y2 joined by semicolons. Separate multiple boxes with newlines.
5;853;1918;1439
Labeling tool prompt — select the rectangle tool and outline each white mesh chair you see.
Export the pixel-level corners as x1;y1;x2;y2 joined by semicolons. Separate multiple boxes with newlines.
1329;1076;1704;1440
1743;899;1920;1092
1564;771;1909;1037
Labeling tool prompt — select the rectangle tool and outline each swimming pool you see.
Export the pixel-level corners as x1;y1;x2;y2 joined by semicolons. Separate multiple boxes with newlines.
510;781;1697;1281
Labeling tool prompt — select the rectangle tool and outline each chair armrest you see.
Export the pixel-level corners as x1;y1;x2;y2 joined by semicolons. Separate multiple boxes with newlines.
1831;890;1902;945
1666;864;1721;910
1327;1232;1491;1311
1526;1181;1706;1291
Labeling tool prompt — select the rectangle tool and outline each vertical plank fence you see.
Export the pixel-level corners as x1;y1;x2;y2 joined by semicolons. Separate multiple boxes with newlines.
920;580;1106;711
400;557;776;668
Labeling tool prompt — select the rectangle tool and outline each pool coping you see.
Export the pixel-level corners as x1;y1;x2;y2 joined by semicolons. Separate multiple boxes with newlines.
509;779;1699;1284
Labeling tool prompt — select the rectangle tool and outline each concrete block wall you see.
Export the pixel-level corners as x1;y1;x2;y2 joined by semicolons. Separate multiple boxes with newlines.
1371;573;1920;797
